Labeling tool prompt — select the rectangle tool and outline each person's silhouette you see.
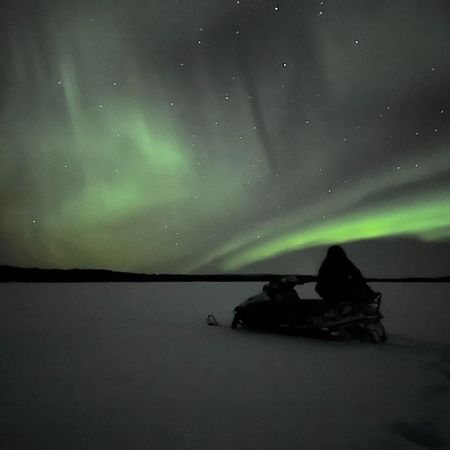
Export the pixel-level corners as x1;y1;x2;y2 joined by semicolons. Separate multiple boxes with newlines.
315;245;378;305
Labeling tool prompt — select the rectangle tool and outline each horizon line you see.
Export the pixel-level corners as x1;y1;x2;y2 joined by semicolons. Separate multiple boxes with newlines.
0;265;449;284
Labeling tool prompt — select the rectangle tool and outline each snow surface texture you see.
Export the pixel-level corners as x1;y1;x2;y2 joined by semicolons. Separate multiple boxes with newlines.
1;283;449;450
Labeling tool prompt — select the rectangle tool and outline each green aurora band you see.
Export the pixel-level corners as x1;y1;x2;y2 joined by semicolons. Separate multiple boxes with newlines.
1;5;449;271
218;194;450;271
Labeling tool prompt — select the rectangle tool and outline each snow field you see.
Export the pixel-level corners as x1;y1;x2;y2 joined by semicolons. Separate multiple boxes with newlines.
1;283;449;449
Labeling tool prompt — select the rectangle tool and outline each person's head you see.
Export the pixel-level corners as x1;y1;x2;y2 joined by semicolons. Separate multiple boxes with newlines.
326;245;347;260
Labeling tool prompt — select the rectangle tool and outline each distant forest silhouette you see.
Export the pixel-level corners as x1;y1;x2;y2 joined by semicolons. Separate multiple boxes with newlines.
0;265;449;283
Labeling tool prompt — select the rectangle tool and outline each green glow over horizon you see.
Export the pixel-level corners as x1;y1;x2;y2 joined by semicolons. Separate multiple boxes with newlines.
219;194;450;270
1;5;449;272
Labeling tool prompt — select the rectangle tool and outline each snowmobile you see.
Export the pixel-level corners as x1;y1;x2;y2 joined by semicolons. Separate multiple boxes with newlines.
231;278;387;343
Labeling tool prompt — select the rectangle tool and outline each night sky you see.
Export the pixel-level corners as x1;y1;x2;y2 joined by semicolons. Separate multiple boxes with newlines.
1;0;449;273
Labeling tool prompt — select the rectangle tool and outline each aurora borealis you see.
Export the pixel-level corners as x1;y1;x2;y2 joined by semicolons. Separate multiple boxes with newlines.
0;0;449;272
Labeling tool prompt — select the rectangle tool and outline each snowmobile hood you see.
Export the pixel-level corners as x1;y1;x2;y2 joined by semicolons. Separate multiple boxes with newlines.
234;291;270;311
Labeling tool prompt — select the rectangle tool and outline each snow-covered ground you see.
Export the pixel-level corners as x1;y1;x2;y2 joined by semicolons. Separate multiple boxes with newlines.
1;283;449;449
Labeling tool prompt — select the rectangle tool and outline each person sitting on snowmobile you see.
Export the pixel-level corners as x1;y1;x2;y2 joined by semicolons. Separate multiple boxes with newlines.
315;245;379;306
